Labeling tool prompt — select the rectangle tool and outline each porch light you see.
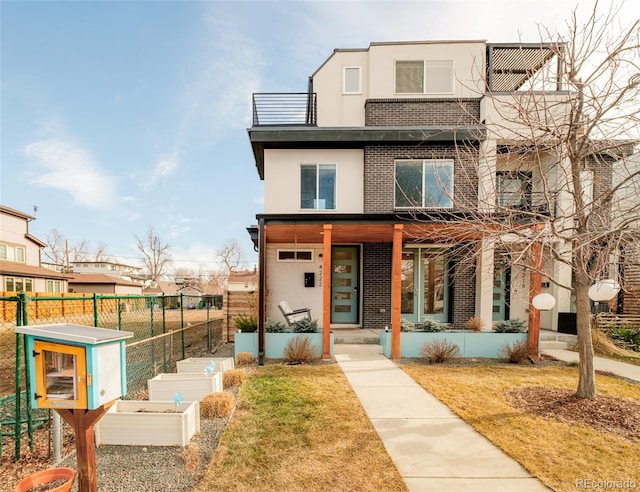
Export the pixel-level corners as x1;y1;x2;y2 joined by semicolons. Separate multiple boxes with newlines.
588;280;620;302
532;293;556;311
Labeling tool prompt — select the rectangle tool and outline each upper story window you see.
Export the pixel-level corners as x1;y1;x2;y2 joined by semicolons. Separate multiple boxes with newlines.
343;66;361;94
395;159;454;209
301;163;336;210
0;243;26;263
395;60;454;94
497;171;532;210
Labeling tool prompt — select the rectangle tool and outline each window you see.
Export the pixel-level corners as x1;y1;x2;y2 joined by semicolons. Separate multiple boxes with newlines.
301;164;336;210
46;280;62;293
343;66;361;93
5;277;33;292
0;243;26;262
497;172;532;209
395;159;454;209
395;60;454;94
277;250;314;262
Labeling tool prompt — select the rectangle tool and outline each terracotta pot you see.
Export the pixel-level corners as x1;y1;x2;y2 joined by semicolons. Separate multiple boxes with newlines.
15;467;75;492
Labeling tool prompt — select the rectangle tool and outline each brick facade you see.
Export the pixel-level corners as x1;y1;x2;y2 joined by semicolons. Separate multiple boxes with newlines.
362;243;392;329
365;99;481;127
364;144;479;213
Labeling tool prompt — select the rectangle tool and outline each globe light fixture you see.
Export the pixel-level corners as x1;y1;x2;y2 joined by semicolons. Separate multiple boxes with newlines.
588;279;620;302
532;293;556;311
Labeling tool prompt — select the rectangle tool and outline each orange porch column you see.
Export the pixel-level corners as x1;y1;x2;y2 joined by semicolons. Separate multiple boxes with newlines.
528;240;543;356
322;224;332;360
391;224;403;360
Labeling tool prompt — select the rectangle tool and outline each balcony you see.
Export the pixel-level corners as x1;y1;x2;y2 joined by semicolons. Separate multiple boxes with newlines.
252;93;317;126
497;191;557;220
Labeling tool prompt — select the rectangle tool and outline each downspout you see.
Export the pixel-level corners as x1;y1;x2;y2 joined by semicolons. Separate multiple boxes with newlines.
258;218;266;365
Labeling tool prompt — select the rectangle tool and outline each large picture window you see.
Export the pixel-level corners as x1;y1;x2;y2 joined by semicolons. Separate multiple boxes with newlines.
395;60;454;94
395;159;454;209
301;164;336;210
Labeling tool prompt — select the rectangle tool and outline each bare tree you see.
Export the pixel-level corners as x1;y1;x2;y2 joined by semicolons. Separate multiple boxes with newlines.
93;241;111;262
410;3;639;399
43;229;66;265
217;239;244;274
135;227;172;281
70;239;90;263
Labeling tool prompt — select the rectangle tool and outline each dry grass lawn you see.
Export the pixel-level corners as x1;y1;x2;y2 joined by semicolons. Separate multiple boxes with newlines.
401;363;640;492
195;365;407;492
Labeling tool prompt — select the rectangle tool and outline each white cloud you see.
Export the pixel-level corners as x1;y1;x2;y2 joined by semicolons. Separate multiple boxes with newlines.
22;137;117;209
170;215;193;237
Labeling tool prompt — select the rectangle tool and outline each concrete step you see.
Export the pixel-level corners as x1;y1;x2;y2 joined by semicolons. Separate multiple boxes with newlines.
539;340;569;350
333;329;381;345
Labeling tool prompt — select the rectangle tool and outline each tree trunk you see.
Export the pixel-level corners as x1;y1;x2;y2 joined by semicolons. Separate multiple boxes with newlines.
574;270;596;399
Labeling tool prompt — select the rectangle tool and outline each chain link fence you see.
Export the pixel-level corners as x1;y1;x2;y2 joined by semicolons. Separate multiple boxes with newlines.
0;293;223;460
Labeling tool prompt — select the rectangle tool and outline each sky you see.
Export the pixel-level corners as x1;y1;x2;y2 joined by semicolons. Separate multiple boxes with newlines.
2;0;638;275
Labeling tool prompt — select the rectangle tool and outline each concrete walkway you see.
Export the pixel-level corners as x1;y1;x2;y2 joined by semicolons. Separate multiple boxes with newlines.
542;348;640;382
334;344;550;492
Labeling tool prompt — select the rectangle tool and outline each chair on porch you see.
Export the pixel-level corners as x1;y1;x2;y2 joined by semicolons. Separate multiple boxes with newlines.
278;301;311;327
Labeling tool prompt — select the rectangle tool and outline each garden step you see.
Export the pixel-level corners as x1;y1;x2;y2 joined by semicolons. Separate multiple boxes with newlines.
333;329;381;345
539;340;569;350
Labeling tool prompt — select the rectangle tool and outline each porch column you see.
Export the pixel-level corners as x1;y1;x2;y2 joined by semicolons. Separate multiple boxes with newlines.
528;240;543;356
391;224;403;360
322;224;332;360
475;237;495;330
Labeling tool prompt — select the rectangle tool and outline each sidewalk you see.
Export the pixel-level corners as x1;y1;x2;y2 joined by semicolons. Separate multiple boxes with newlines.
542;348;640;382
334;344;550;492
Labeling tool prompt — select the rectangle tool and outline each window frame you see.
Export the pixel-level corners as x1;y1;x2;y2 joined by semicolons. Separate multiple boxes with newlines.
343;66;361;94
276;250;314;262
395;59;455;95
394;159;454;210
5;276;34;292
300;163;337;211
0;243;26;263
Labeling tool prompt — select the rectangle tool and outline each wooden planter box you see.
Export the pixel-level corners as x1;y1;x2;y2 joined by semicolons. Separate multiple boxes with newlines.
176;357;235;374
379;330;528;358
95;400;200;447
147;372;222;402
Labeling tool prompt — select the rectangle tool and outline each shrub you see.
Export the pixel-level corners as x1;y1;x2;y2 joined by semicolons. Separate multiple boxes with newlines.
465;315;485;332
181;443;200;472
493;319;527;333
236;352;254;366
292;318;318;333
223;369;247;388
283;335;320;363
607;326;640;352
266;318;287;333
499;340;532;363
235;313;258;332
201;391;235;418
420;318;445;332
400;318;415;332
421;339;460;363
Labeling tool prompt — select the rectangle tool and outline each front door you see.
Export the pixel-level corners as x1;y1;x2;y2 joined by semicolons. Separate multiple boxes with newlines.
331;246;359;324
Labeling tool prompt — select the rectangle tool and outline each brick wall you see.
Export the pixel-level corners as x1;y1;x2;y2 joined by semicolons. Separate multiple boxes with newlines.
622;238;640;315
450;252;477;330
365;99;481;127
362;243;392;329
364;144;479;213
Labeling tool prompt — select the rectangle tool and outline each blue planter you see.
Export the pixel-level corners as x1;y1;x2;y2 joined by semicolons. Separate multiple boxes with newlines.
234;332;334;361
379;331;528;358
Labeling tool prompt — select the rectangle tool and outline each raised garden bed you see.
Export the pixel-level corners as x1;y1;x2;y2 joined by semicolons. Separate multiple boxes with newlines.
234;332;334;361
147;372;222;401
176;357;235;374
94;400;200;447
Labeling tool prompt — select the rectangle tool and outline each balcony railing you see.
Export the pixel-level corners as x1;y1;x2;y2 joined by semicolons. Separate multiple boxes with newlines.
497;191;557;218
252;93;317;126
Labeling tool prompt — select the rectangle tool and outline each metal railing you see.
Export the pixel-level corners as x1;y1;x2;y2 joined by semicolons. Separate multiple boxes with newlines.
252;92;317;126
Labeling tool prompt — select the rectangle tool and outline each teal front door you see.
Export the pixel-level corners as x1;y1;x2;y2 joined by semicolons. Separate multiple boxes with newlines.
331;246;359;324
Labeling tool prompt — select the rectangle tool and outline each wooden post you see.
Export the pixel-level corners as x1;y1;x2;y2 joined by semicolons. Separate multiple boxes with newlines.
528;240;543;356
391;224;403;360
322;224;332;360
56;402;115;492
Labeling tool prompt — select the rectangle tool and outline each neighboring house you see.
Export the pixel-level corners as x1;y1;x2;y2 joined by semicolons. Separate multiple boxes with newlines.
0;205;69;293
68;274;143;295
71;261;146;284
227;269;258;292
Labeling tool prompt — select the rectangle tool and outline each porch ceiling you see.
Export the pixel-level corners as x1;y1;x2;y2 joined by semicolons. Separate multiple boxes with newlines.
264;222;482;244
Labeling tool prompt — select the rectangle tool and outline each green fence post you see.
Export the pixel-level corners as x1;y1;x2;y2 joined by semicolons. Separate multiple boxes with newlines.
162;294;166;334
180;293;185;360
206;302;211;352
93;293;99;327
150;297;155;338
118;297;122;330
14;293;25;460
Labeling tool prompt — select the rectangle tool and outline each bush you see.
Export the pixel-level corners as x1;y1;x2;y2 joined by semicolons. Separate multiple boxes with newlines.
292;318;318;333
266;318;287;333
400;318;415;332
465;315;485;332
181;444;200;472
499;340;532;363
235;313;258;332
607;326;640;352
201;391;235;418
420;318;445;332
283;335;320;363
493;319;527;333
421;339;460;363
223;369;247;388
236;352;254;366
